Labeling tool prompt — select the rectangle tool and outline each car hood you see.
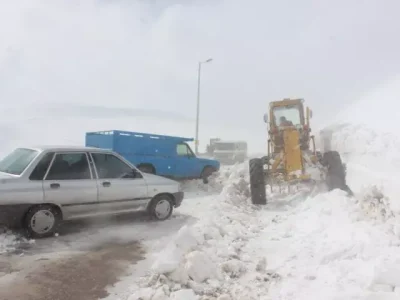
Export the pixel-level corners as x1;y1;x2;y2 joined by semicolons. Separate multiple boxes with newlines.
141;172;179;185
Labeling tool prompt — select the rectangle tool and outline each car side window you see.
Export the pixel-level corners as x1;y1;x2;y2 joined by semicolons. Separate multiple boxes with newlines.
29;152;55;180
45;153;91;180
91;153;138;179
177;143;194;156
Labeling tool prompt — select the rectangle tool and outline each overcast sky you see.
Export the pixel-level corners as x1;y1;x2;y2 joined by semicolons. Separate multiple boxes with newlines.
1;0;400;152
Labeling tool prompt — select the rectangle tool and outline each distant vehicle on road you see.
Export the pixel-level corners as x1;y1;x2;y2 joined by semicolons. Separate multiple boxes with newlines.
212;140;248;164
206;138;221;156
0;146;184;238
86;130;220;183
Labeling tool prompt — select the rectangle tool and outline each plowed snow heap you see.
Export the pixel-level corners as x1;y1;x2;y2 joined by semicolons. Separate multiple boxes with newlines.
249;98;352;204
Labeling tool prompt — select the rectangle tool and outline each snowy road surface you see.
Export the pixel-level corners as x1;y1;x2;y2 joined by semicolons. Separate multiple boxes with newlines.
0;180;221;300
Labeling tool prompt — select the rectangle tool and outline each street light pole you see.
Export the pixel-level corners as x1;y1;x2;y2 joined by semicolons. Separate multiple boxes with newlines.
195;58;212;155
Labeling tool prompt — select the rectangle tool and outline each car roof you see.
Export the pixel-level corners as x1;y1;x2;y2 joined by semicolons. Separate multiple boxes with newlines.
25;145;112;152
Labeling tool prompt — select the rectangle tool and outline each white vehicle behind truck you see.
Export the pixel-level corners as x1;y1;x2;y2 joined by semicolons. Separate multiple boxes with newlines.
212;141;248;164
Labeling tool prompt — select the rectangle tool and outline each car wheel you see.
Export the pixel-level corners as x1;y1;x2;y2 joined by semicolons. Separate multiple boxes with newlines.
148;195;173;221
201;166;216;184
24;204;61;238
249;158;267;205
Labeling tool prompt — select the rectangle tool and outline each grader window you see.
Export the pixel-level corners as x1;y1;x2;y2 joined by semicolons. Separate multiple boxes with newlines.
273;105;301;127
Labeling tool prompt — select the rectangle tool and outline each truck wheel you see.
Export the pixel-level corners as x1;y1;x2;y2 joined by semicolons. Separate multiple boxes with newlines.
201;166;216;184
24;204;62;238
138;164;155;174
249;158;267;205
322;151;351;193
148;195;173;221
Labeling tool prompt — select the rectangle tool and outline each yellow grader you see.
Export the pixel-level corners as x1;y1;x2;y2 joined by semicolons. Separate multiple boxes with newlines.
249;98;351;205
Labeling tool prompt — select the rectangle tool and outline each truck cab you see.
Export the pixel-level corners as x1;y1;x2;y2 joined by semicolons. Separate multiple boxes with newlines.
85;130;220;182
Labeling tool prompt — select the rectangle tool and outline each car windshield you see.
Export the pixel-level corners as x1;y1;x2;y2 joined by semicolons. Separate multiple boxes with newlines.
214;143;235;151
0;148;39;175
273;105;301;126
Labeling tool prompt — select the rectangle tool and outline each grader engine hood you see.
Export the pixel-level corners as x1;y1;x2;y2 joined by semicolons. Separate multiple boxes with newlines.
282;128;303;176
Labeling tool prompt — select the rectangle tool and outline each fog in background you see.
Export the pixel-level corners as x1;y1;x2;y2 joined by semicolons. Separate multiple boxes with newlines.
1;0;400;153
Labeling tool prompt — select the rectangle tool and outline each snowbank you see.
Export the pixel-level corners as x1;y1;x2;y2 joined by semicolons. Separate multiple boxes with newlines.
326;123;400;215
328;123;400;167
179;165;249;199
125;158;400;300
127;163;279;300
260;188;400;300
0;231;23;254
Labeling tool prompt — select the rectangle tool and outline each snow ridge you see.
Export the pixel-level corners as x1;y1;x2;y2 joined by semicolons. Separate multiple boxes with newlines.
326;123;400;216
0;230;23;254
128;164;279;300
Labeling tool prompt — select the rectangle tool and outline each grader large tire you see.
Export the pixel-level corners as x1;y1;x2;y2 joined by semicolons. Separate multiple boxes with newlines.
322;151;351;194
249;158;267;205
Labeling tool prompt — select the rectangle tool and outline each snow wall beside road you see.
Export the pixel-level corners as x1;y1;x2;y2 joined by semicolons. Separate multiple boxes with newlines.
326;123;400;216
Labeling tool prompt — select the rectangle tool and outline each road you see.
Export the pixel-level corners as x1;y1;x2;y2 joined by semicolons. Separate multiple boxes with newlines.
0;211;195;300
0;184;219;300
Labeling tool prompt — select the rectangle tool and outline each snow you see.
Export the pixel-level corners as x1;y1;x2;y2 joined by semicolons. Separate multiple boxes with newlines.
118;164;280;300
102;123;400;300
2;122;400;300
169;289;198;300
260;188;400;300
0;230;25;254
329;123;400;214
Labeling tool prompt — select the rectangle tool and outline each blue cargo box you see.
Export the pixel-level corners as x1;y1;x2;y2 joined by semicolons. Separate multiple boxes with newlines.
85;130;220;180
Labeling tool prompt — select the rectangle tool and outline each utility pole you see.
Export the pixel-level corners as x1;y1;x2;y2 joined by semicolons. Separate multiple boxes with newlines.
195;58;212;155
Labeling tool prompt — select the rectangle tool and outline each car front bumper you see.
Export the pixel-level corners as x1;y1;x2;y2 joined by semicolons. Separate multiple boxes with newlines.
172;192;184;208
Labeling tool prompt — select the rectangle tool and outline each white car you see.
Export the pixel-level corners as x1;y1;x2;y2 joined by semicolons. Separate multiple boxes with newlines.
0;146;184;238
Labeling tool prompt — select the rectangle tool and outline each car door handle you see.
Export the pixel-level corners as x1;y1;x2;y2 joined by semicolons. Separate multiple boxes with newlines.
102;181;111;187
50;183;60;189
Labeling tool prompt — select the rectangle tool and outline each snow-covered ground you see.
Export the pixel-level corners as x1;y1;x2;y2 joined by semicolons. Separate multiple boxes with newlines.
330;123;400;215
87;124;400;300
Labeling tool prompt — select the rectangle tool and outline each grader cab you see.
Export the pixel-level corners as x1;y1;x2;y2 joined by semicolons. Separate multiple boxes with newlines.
249;98;351;205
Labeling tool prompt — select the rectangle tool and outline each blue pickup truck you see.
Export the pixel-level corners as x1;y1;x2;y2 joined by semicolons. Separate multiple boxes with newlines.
85;130;220;183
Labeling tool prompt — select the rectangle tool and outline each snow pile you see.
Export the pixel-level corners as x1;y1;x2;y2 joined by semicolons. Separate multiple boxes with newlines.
328;123;400;166
180;164;248;196
0;231;22;254
128;163;279;300
355;186;395;221
325;123;400;216
259;189;400;300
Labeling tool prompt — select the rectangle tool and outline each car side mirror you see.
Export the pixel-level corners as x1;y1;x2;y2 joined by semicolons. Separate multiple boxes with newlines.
132;168;143;178
263;113;268;123
122;169;142;179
